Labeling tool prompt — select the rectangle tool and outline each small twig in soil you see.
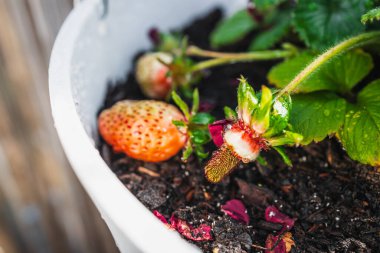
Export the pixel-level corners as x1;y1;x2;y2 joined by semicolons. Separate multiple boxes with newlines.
307;224;321;233
327;141;334;165
255;220;282;231
137;166;160;177
251;243;267;250
186;189;195;202
203;191;212;201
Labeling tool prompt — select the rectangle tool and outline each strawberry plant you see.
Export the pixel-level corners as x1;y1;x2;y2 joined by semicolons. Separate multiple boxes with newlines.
205;78;302;183
201;1;380;180
135;29;296;99
103;1;380;171
97;2;380;252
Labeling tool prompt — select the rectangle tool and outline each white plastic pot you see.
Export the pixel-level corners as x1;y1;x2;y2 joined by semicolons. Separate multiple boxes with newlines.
49;0;246;252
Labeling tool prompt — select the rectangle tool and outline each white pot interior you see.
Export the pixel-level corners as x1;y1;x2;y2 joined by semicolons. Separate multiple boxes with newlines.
49;0;246;252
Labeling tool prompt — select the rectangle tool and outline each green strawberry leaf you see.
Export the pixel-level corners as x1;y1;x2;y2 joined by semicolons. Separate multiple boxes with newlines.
338;79;380;166
289;91;347;145
190;113;215;125
256;155;268;166
172;91;190;119
294;0;367;50
191;88;200;114
194;145;209;160
273;146;292;166
268;52;328;92
252;0;284;10
172;91;213;161
323;50;374;93
249;10;291;50
268;50;374;93
210;10;257;48
191;129;211;145
181;141;193;162
268;130;303;146
172;120;186;127
224;106;237;121
362;7;380;24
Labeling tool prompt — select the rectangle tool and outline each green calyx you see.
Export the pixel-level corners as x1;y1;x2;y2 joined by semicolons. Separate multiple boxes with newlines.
237;76;259;124
251;85;272;134
361;7;380;24
172;89;215;162
233;77;303;165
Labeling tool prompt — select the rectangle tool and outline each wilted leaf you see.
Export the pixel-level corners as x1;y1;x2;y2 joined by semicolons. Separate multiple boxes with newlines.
170;215;213;241
153;210;169;224
265;234;286;253
221;199;250;224
265;206;295;231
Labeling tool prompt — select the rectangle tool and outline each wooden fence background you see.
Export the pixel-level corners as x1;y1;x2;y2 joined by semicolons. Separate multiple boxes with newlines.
0;0;119;252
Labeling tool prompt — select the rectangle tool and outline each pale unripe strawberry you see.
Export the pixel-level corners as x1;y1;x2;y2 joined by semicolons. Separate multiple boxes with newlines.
136;52;173;99
98;100;187;162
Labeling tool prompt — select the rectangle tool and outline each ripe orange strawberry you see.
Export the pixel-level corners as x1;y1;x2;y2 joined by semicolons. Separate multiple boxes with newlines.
98;100;187;162
135;52;173;99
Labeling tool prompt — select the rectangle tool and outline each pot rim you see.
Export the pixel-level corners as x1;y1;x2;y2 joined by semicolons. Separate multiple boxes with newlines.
48;1;199;252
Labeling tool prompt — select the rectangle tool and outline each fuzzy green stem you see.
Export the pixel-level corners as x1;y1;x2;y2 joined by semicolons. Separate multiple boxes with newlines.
275;31;380;100
189;49;294;72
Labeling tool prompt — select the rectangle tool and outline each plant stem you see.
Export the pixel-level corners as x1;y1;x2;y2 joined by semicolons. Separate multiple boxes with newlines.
189;48;294;72
275;31;380;100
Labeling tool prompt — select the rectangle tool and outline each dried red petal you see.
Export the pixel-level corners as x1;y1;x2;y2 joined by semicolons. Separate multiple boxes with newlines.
265;234;286;253
199;101;216;112
170;215;213;241
148;27;161;45
247;2;264;23
265;206;295;231
209;120;230;147
221;199;250;225
153;210;168;224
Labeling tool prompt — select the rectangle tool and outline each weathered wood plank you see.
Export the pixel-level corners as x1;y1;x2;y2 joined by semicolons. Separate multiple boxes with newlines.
0;0;119;252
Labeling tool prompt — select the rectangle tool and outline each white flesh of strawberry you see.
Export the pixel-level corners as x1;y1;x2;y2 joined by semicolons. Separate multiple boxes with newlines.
250;122;266;135
224;129;259;162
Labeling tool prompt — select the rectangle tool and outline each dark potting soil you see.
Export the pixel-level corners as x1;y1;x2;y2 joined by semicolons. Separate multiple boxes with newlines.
97;9;380;253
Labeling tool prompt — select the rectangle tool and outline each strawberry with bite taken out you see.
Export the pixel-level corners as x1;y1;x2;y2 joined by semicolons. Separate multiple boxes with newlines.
205;77;303;183
98;100;186;162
